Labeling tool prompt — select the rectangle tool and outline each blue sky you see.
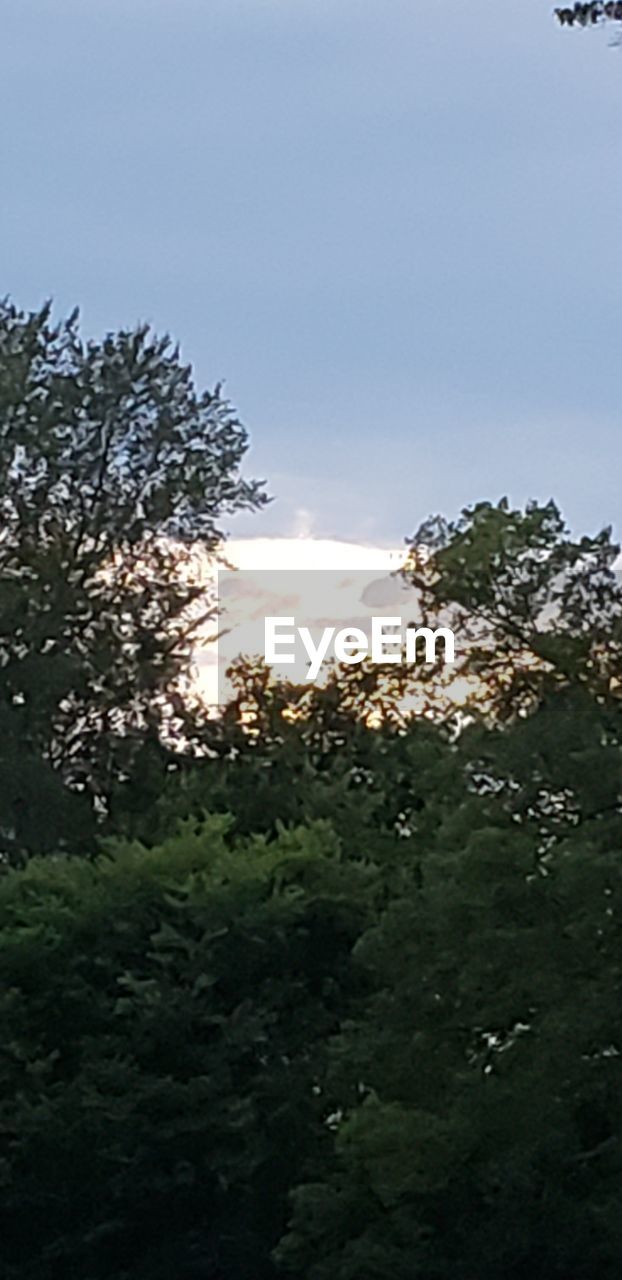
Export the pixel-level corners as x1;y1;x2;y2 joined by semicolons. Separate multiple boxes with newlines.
1;0;621;545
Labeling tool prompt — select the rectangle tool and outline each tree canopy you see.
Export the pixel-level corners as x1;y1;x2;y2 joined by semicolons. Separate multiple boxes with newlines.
2;491;622;1279
555;2;622;27
0;301;265;861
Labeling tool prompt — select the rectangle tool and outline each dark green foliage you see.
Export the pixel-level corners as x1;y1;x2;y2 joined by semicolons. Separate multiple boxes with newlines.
279;501;622;1280
2;497;622;1279
0;818;375;1279
127;657;462;857
278;776;622;1278
0;300;265;861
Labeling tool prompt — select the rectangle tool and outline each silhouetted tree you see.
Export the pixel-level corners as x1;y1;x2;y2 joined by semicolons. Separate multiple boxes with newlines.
0;300;265;861
554;2;622;27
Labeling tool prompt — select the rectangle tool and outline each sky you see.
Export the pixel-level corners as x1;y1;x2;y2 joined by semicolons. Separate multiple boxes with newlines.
1;0;621;548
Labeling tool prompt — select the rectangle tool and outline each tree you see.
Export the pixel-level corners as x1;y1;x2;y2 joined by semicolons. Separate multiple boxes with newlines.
278;789;622;1279
277;501;622;1280
0;300;265;861
122;655;460;858
404;498;622;725
554;3;622;28
0;816;375;1280
4;491;622;1279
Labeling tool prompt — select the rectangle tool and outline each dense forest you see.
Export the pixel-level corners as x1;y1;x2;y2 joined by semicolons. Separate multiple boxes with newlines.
1;303;622;1279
